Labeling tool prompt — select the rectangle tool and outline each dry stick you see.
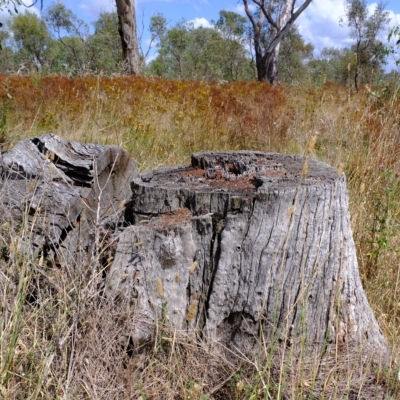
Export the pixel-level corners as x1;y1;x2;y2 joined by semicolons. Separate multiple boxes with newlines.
64;311;79;399
88;149;121;296
168;328;177;367
206;367;242;397
83;363;100;400
28;100;43;135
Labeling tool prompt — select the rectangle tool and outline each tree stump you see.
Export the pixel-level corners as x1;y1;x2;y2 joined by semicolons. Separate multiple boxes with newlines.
0;133;138;265
106;150;388;362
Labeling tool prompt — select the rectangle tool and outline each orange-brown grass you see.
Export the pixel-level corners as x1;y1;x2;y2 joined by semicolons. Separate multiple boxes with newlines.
1;75;400;398
0;76;288;170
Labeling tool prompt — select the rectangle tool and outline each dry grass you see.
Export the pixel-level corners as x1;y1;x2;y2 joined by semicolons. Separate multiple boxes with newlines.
1;74;400;398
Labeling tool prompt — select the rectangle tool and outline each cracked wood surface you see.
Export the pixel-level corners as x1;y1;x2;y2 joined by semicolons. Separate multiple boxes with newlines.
0;133;138;265
106;150;388;361
0;137;388;366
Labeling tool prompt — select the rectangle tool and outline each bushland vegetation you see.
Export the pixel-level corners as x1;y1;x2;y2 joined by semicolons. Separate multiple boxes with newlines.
1;73;400;398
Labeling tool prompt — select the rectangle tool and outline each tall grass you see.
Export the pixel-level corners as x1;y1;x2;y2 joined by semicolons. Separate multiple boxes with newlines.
1;74;400;398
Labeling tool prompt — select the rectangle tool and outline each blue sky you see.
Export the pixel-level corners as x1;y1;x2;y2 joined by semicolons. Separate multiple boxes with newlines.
2;0;400;69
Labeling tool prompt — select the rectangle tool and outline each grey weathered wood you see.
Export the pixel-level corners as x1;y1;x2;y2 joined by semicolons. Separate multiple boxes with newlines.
0;133;138;265
0;138;389;391
107;150;388;363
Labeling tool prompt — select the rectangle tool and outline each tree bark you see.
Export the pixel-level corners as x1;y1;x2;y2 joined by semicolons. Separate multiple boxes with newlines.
244;0;313;83
106;151;388;365
0;133;138;266
0;139;391;396
115;0;140;75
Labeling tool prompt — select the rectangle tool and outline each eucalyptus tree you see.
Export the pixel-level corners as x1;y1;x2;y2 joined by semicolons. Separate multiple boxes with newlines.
214;10;252;80
148;17;252;82
9;10;52;71
89;12;122;73
44;2;92;74
150;22;190;80
342;0;389;90
0;29;16;72
243;0;313;84
307;47;354;86
278;24;314;85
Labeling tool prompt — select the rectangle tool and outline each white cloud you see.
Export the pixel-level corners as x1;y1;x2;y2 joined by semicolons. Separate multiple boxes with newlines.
232;3;256;15
388;9;400;26
296;0;350;55
296;0;400;62
77;0;116;18
187;17;212;29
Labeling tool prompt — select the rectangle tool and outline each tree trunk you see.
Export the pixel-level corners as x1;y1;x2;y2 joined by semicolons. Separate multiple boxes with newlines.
115;0;140;75
257;50;278;84
106;151;388;364
244;0;312;84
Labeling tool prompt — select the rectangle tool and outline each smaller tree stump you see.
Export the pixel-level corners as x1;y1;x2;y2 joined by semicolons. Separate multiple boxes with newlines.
0;133;138;265
107;151;388;364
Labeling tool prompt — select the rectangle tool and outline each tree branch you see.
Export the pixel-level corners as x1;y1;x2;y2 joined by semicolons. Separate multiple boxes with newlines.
243;0;257;30
265;0;313;54
253;0;279;29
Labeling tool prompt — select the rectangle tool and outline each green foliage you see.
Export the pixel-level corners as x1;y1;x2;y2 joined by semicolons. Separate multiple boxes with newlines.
0;29;17;72
342;0;390;90
278;25;314;85
365;166;400;277
147;12;253;82
44;2;91;74
215;10;247;38
88;12;122;73
308;47;354;86
385;25;400;70
9;10;52;71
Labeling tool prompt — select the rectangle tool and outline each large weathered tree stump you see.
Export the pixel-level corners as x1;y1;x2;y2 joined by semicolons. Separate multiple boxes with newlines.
0;134;138;265
0;137;389;389
106;150;388;362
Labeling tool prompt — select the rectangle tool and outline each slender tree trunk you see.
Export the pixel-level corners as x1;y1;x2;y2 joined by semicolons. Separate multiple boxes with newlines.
354;46;360;92
115;0;140;75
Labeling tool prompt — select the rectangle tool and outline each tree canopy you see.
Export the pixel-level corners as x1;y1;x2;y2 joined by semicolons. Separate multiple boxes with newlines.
0;0;394;86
